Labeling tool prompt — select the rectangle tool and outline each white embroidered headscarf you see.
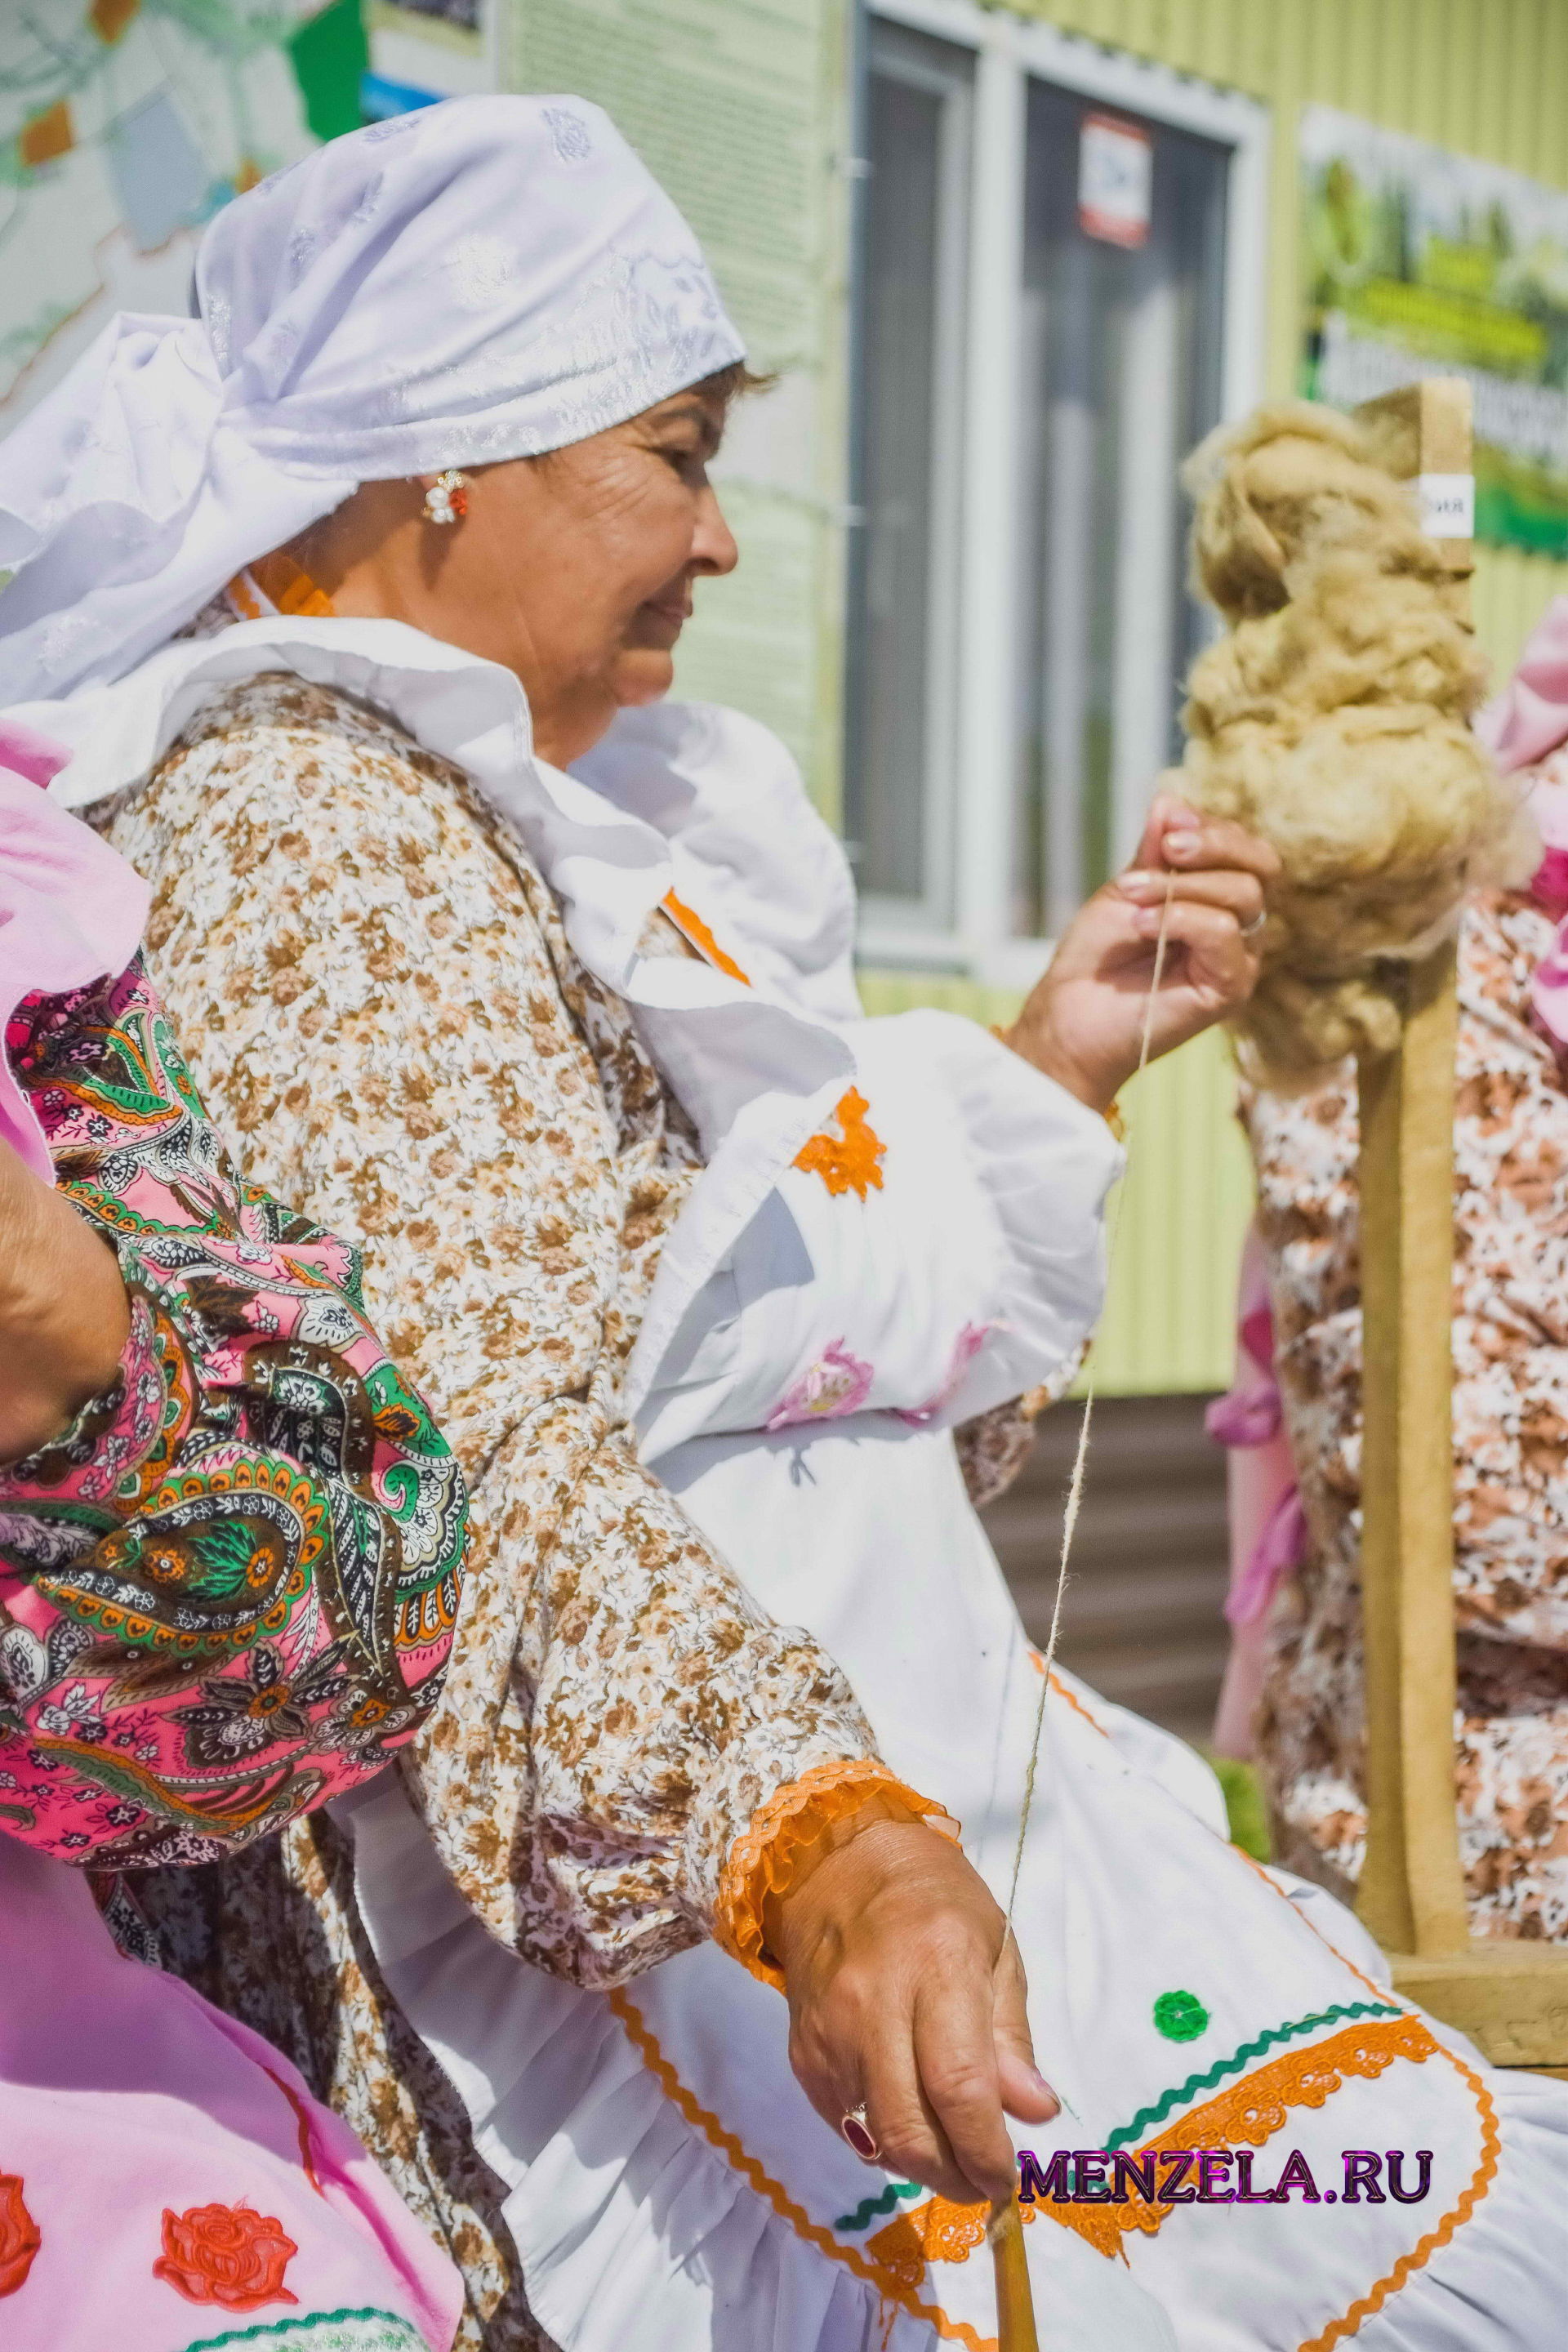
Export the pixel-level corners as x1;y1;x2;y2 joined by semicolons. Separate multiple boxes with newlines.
0;96;743;705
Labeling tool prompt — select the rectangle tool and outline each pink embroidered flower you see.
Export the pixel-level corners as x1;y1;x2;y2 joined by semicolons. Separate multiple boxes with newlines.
764;1340;874;1432
894;1322;994;1428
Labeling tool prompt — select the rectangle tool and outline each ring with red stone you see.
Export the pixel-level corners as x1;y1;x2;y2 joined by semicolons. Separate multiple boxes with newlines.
840;2105;880;2162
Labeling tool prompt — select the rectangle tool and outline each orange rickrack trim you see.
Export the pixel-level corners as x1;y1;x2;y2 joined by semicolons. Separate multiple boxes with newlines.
1300;2037;1499;2350
1040;2012;1439;2261
1228;1859;1503;2350
661;889;752;985
714;1757;959;1993
1028;1652;1111;1740
606;1986;996;2352
794;1087;887;1201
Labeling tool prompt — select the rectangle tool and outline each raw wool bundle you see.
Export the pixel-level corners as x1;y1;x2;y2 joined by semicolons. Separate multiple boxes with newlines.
1174;400;1534;1087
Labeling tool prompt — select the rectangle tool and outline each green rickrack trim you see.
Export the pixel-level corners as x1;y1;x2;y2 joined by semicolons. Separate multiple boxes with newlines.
178;2309;427;2352
835;2180;922;2232
1105;2000;1403;2151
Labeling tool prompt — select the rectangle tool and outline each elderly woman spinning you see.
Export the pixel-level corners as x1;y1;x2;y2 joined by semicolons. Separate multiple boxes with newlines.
4;96;1566;2352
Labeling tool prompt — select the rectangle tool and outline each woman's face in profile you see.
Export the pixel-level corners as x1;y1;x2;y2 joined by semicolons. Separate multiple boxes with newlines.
296;380;741;768
459;382;743;758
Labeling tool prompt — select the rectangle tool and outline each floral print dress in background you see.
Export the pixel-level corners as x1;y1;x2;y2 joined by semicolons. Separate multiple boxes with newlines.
1245;887;1568;1938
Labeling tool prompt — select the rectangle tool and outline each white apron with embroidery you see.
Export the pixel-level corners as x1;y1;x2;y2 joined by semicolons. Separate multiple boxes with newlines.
32;621;1568;2352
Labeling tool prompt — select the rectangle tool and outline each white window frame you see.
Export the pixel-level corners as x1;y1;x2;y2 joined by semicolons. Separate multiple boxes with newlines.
856;0;1270;993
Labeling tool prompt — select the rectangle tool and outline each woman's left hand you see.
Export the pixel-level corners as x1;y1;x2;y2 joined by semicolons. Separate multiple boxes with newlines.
1004;793;1281;1114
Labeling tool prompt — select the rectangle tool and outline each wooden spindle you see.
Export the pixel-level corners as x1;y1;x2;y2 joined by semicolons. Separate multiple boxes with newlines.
990;2198;1040;2352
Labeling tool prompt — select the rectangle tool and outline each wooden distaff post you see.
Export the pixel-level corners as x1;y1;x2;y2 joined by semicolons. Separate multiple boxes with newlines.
990;2200;1039;2352
1354;381;1568;2071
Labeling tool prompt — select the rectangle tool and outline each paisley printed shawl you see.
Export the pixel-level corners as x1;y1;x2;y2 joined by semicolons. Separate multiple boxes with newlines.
0;953;468;1868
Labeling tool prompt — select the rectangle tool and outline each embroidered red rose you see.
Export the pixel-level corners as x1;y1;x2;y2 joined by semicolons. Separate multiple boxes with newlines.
0;2174;42;2296
154;2202;298;2310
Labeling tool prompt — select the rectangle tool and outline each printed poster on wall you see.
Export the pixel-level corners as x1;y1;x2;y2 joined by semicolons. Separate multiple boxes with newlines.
0;0;372;425
1300;104;1568;557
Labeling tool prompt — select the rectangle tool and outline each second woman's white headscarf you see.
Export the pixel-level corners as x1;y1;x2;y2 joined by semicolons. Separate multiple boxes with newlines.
0;95;743;706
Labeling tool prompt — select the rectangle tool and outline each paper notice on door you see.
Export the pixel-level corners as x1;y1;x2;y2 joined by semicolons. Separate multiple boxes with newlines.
1079;114;1153;249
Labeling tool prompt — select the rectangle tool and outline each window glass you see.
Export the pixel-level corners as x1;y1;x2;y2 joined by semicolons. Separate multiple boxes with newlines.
844;24;972;918
1014;87;1228;936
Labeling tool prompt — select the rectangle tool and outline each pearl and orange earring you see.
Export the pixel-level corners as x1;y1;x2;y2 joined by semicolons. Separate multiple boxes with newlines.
423;470;469;525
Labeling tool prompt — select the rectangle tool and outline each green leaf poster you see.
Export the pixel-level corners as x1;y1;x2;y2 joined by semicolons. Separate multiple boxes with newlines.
1300;103;1568;557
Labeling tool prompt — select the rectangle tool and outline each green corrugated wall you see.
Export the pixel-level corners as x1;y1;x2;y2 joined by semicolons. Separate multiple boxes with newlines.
870;0;1568;1394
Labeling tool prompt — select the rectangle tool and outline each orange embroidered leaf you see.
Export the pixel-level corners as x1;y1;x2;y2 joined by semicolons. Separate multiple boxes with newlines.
794;1088;886;1200
261;2064;323;2196
20;102;73;170
90;0;140;42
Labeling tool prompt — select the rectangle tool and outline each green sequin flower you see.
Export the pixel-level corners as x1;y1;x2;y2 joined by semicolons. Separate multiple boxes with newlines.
1152;1988;1209;2042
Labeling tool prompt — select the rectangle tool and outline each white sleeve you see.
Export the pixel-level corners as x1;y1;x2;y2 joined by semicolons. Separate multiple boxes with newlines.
897;1012;1123;1424
635;1009;1121;1459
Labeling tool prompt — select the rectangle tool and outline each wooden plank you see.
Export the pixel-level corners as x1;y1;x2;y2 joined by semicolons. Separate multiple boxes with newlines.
1353;380;1568;2064
1393;1949;1568;2069
1352;381;1472;1960
1354;935;1469;1957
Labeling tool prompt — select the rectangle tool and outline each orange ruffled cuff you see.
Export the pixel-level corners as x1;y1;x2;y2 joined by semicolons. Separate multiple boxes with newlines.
713;1757;960;1993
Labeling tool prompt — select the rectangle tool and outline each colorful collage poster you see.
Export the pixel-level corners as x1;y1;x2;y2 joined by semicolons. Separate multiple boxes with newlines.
0;0;366;421
1300;103;1568;557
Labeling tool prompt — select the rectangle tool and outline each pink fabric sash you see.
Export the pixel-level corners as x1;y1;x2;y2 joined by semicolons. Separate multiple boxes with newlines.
1206;1231;1307;1759
0;723;148;1180
0;1837;461;2348
1475;595;1568;1058
1475;592;1568;775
